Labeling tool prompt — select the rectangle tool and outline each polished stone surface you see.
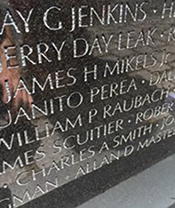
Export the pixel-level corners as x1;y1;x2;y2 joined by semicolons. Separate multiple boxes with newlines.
0;0;175;207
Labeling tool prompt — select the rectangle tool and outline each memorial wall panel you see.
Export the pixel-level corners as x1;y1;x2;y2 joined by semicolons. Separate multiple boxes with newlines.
0;0;175;207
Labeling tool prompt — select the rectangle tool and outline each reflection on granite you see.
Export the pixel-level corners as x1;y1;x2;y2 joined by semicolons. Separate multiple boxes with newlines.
77;153;175;208
0;0;175;207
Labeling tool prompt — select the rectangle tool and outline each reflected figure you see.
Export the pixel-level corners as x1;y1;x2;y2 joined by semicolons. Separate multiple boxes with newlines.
0;26;33;113
0;0;40;191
